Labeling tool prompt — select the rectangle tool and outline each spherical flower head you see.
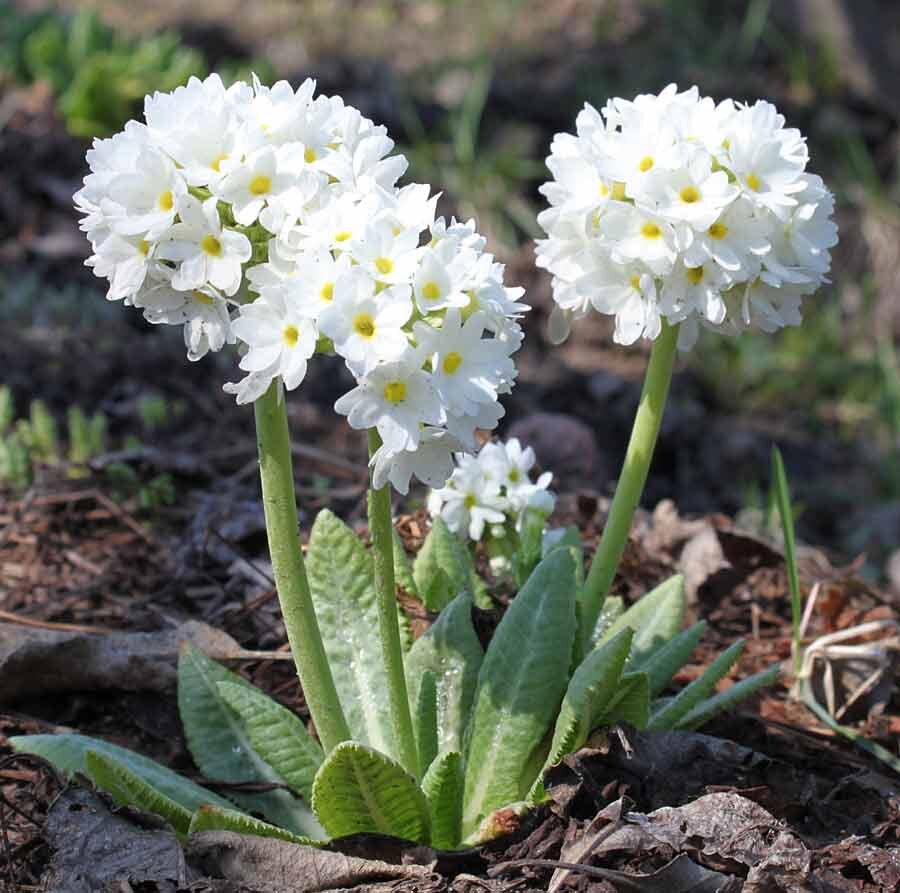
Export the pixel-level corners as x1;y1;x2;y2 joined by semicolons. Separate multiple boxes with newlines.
76;74;528;493
536;83;838;350
428;437;556;542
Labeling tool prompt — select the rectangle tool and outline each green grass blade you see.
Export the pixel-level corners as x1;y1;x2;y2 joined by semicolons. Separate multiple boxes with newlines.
421;750;463;850
771;447;802;674
216;681;323;802
85;751;193;835
637;621;707;698
647;640;745;730
311;742;431;842
462;549;577;838
676;665;780;730
305;509;392;753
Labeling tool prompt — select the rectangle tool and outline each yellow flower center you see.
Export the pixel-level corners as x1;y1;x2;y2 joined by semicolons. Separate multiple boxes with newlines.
508;468;520;482
422;281;441;301
640;222;661;240
158;190;174;211
679;185;701;203
746;173;761;192
211;154;228;172
638;156;654;172
629;274;641;290
442;351;463;374
374;256;394;275
201;234;222;256
283;324;299;347
464;493;477;509
383;381;407;403
138;239;150;256
334;230;352;243
249;174;272;196
686;266;705;285
320;282;334;302
192;290;214;305
598;181;610;197
612;181;627;201
461;290;479;322
304;146;317;164
708;222;728;240
353;313;376;338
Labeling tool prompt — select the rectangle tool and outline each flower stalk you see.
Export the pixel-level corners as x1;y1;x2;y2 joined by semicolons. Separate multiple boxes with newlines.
367;428;420;778
254;382;351;753
580;320;679;651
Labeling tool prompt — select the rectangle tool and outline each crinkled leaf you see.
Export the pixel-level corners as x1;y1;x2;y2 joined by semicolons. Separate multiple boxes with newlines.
676;664;780;730
598;575;685;664
188;804;320;845
587;596;625;649
405;591;483;756
637;621;707;698
178;644;323;837
647;640;745;730
421;750;463;850
306;509;392;753
596;671;650;729
216;681;323;802
392;529;419;598
529;629;633;803
311;742;430;843
413;517;470;611
85;750;193;835
414;670;439;777
9;733;233;813
462;549;577;838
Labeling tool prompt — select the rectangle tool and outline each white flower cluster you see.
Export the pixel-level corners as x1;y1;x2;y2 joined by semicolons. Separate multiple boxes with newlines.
536;84;838;349
427;438;555;541
75;75;526;493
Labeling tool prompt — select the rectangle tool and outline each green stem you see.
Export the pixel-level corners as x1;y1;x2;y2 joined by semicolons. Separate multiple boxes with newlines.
367;429;420;778
254;383;351;753
580;322;679;651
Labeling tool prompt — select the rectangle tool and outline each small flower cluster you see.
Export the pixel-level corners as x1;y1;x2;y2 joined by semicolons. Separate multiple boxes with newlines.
75;75;526;492
427;438;556;541
536;84;838;349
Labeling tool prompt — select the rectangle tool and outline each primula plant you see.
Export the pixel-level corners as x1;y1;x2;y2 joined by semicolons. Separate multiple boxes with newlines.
14;82;835;850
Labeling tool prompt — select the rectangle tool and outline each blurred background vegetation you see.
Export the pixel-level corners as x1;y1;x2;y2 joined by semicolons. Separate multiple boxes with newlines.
1;0;899;579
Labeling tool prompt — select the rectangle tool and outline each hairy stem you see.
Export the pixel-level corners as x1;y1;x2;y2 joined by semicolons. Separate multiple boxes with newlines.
367;429;420;778
580;322;679;652
254;383;351;753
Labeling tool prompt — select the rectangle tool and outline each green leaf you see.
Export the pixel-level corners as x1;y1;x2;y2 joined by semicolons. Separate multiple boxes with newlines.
676;665;780;730
647;640;745;730
311;742;431;843
597;575;685;664
596;672;650;729
637;621;707;698
414;671;439;777
9;733;234;813
392;529;419;598
413;517;470;611
85;751;193;835
514;508;547;587
216;682;323;802
421;751;463;850
462;549;577;838
178;644;323;837
189;804;321;845
405;591;483;757
306;509;392;754
588;596;624;648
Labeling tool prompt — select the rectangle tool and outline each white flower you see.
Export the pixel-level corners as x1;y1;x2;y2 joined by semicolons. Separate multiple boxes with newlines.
334;355;443;453
216;147;296;226
537;84;836;348
157;195;252;296
429;456;508;541
369;426;461;493
318;270;412;375
106;146;183;239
